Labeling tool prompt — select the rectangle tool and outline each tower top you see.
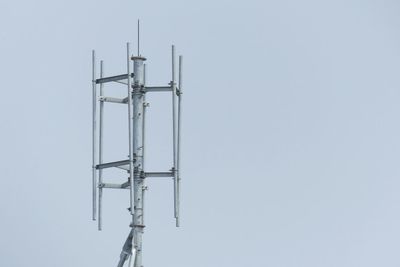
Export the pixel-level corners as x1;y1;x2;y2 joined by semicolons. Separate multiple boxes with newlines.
91;35;184;267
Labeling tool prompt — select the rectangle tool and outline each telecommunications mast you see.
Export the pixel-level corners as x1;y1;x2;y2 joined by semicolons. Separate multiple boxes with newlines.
91;21;183;267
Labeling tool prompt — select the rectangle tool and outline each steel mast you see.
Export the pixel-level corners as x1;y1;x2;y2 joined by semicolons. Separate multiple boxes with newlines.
130;55;146;267
91;23;183;267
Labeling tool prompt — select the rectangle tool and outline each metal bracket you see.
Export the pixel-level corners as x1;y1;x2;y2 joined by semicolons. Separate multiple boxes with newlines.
96;159;131;170
99;96;129;104
145;171;174;178
96;73;134;84
99;182;130;189
144;86;172;92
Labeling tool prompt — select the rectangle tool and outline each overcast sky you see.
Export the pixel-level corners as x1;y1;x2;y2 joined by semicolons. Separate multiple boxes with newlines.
1;0;400;266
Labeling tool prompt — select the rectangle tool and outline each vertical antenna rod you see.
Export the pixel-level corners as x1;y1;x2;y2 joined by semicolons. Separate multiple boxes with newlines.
137;20;140;56
176;55;183;227
142;64;146;170
98;60;104;230
127;43;134;215
142;64;147;225
171;45;178;225
91;50;97;221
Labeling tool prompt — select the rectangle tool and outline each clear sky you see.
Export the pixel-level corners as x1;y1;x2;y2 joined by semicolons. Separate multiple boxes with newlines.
1;0;400;266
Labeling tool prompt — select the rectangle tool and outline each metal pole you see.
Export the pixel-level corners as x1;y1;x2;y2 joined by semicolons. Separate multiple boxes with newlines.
127;43;134;215
142;64;146;170
98;60;104;230
132;55;146;267
92;50;97;221
176;55;183;227
137;20;140;56
117;229;134;267
142;186;147;225
142;64;147;227
171;45;178;223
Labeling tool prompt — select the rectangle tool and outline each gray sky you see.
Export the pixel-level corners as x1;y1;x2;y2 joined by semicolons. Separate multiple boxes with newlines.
1;0;400;266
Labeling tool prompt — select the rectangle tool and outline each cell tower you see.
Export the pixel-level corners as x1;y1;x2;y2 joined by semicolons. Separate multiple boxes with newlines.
91;22;183;267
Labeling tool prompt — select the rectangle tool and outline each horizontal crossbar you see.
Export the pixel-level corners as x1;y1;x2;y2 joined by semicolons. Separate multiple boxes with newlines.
96;73;134;84
100;181;130;189
113;165;174;178
99;96;128;104
96;160;131;170
144;86;172;92
145;172;174;177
